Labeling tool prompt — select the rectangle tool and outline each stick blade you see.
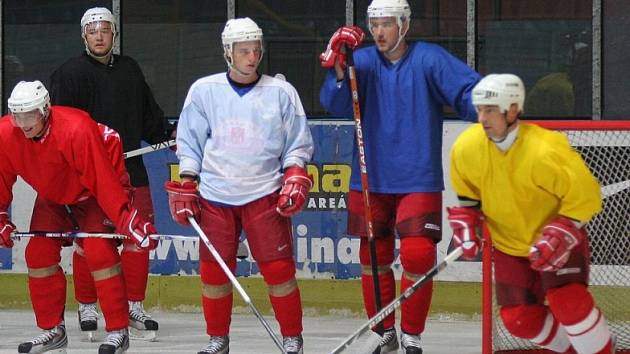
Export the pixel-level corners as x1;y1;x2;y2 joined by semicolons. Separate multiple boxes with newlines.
331;330;381;354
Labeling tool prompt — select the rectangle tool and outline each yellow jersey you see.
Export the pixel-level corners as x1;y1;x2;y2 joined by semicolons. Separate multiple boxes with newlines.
450;123;602;257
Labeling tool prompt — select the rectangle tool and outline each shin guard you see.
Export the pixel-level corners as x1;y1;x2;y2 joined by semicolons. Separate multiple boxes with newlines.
399;237;436;334
29;269;67;329
500;304;571;352
548;283;613;354
200;260;235;336
259;259;303;336
73;249;97;304
121;245;150;301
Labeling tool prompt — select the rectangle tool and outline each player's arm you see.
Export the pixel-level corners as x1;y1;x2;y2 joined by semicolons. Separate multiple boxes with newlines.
69;120;156;249
97;123;131;190
0;159;17;248
528;137;600;271
447;137;484;259
426;46;480;122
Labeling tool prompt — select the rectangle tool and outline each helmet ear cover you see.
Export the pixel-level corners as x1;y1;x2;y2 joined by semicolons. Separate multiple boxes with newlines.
472;74;525;114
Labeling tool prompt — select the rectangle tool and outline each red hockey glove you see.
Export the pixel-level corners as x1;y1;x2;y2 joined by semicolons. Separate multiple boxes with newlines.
118;208;158;250
447;207;483;260
0;211;16;248
320;26;365;69
277;166;313;217
529;216;586;272
165;180;200;225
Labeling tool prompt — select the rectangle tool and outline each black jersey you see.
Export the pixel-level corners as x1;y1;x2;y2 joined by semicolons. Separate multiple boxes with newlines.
50;52;171;186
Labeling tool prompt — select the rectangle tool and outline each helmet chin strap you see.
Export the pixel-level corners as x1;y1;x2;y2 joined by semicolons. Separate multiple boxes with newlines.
387;20;409;55
491;119;519;152
83;35;115;63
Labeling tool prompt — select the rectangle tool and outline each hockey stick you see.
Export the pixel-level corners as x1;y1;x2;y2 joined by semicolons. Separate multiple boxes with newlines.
123;139;176;159
188;216;287;354
346;47;385;337
330;247;464;354
11;231;194;241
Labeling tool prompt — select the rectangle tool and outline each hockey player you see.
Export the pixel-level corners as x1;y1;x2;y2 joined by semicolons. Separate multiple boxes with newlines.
49;7;166;339
164;17;314;354
448;74;615;354
319;0;480;352
0;80;157;353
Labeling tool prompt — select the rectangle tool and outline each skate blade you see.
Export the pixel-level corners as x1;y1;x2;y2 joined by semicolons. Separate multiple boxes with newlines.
129;327;157;341
47;349;67;354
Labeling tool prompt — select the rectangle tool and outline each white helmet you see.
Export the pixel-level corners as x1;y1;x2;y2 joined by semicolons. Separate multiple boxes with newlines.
81;7;117;35
368;0;411;26
221;17;264;68
367;0;411;53
7;80;50;115
472;74;525;113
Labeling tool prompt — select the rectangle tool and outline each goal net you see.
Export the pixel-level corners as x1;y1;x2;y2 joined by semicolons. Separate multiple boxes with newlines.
483;120;630;354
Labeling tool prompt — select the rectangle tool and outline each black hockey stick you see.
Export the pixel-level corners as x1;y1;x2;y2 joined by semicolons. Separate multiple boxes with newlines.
330;247;464;354
188;216;287;354
346;47;385;337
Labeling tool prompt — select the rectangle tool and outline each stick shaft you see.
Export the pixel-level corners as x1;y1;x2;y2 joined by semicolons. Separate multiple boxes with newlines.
123;140;176;159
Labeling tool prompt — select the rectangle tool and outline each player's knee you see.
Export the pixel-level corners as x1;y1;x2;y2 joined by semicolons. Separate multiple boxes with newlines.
258;258;296;285
500;304;548;339
359;237;395;266
547;282;594;325
399;237;435;274
200;259;235;285
25;238;61;268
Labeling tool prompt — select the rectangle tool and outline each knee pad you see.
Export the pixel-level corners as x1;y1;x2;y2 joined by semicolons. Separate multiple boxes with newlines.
200;259;236;285
82;238;119;270
547;283;594;325
500;304;548;339
359;237;395;266
25;238;61;268
258;258;296;285
399;237;436;275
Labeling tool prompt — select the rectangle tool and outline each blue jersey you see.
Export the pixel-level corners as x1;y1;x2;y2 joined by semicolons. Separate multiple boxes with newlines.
177;73;314;205
320;42;480;193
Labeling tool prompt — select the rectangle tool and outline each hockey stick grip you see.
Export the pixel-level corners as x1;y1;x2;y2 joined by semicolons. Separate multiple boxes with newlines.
329;247;464;354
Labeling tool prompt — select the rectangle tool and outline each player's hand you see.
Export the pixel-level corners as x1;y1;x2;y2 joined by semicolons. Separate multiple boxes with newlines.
320;26;365;69
529;216;585;272
118;208;158;250
165;180;200;225
277;166;313;217
0;211;16;248
447;207;483;259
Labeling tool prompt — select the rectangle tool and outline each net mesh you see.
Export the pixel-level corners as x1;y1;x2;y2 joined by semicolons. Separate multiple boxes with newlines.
491;122;630;353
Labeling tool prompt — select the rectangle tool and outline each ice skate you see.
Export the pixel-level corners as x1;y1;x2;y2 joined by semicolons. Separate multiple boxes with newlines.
372;327;398;354
77;302;99;342
197;335;229;354
128;301;158;341
400;331;423;354
18;323;68;354
283;335;304;354
98;328;129;354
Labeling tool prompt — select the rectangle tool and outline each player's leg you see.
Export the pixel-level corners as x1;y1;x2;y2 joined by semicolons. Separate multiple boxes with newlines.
348;190;398;353
244;193;303;354
495;249;573;353
120;185;158;339
197;199;239;354
395;192;441;353
73;242;99;340
543;242;614;354
18;197;70;353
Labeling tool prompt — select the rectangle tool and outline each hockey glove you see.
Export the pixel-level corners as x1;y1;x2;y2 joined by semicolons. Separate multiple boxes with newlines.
165;180;200;225
0;211;16;248
447;207;483;259
320;26;365;69
118;207;158;250
529;216;586;272
277;166;313;217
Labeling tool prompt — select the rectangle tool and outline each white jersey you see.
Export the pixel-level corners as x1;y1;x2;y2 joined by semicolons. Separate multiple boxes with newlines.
177;73;314;205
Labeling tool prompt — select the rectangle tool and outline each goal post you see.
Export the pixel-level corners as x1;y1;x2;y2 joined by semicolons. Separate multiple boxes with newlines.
482;120;630;354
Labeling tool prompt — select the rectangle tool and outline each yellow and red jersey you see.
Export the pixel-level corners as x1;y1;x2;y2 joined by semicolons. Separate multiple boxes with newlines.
450;122;601;257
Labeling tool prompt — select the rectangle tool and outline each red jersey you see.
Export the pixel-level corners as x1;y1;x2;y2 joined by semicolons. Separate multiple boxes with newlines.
0;106;130;226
